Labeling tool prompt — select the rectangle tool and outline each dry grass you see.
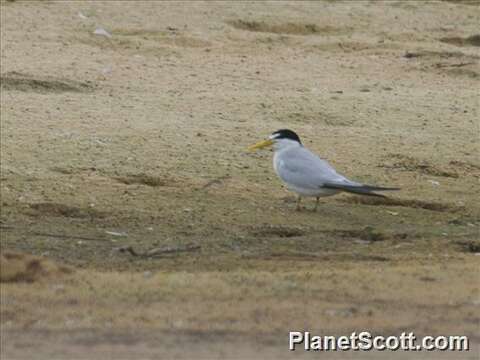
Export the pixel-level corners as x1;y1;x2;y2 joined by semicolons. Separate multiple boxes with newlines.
0;252;72;283
227;20;350;36
1;259;478;336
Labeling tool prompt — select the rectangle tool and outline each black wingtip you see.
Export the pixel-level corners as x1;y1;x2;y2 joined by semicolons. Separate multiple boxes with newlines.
322;183;399;197
357;192;387;198
363;186;401;192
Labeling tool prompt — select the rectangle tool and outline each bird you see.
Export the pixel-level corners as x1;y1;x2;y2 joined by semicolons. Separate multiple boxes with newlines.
248;129;399;211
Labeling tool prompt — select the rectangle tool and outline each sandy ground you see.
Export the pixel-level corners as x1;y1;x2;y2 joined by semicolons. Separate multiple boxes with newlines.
1;0;479;359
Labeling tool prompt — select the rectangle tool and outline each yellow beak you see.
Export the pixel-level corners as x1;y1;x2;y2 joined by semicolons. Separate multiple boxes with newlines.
248;139;274;152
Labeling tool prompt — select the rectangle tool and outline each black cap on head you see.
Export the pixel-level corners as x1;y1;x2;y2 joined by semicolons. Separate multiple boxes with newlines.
271;129;301;144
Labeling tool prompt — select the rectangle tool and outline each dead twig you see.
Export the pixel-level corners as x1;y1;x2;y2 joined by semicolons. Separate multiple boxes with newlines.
118;244;201;258
201;175;230;189
435;62;476;68
119;246;140;257
1;225;117;242
32;232;110;242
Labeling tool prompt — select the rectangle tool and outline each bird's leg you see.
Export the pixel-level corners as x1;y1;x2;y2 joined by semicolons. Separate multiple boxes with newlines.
295;196;302;211
313;196;320;211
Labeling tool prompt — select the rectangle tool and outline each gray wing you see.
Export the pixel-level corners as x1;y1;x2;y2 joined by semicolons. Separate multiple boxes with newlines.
275;146;358;190
276;146;399;196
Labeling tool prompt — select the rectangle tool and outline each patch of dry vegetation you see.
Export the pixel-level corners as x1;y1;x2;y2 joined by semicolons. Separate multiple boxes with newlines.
27;202;106;219
0;72;94;93
339;196;462;212
440;0;480;4
113;173;169;187
0;252;72;283
1;260;478;336
440;34;480;47
381;153;460;178
227;20;349;35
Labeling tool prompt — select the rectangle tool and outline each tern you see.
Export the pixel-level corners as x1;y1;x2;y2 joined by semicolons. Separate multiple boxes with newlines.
249;129;399;210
